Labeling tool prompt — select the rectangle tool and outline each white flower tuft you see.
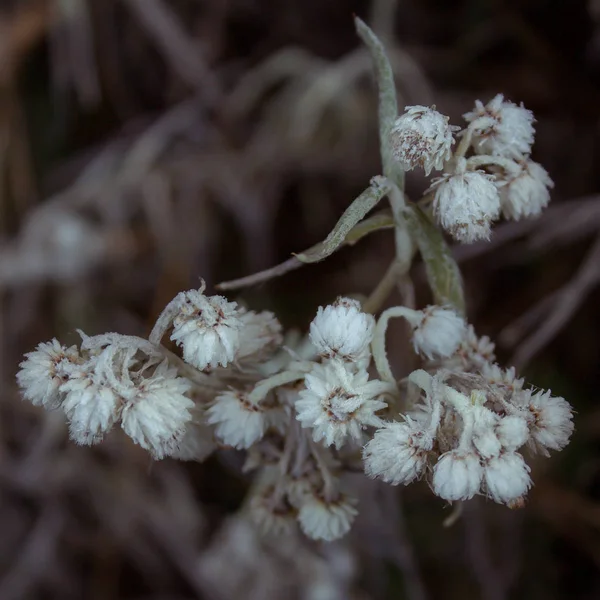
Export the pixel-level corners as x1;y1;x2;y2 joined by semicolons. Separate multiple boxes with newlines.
432;450;483;501
524;390;574;455
484;452;531;505
390;105;457;175
430;159;501;243
297;493;358;542
206;390;268;450
237;310;283;362
295;360;390;449
498;159;554;220
309;298;374;361
496;415;529;452
170;289;243;370
463;94;535;159
17;339;82;409
410;305;467;360
363;417;433;485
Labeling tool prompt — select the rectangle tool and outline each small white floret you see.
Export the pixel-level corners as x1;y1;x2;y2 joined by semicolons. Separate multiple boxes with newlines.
463;94;535;159
309;298;374;361
410;305;467;360
170;406;216;462
430;160;501;243
297;493;358;542
237;310;283;362
499;159;553;220
363;417;433;485
525;390;574;455
433;450;483;501
390;105;457;175
496;415;529;452
484;452;531;504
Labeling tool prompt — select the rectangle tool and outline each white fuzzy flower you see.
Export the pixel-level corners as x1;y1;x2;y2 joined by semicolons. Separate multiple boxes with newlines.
120;362;194;459
430;160;501;243
484;452;531;504
496;415;529;452
170;406;216;462
297;493;358;542
390;105;457;175
455;325;496;370
237;310;283;362
309;298;374;361
472;404;501;459
482;363;524;396
295;361;390;449
409;305;466;360
524;390;574;455
499;159;553;220
206;390;268;449
433;451;483;501
464;94;535;159
170;289;243;370
363;417;433;485
17;339;81;409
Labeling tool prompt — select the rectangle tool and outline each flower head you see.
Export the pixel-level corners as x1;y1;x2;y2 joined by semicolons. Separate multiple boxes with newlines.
496;415;529;452
309;298;374;361
237;310;283;362
430;160;501;243
295;361;390;449
390;105;457;175
484;452;531;505
170;405;216;462
297;492;358;542
433;450;483;501
410;306;466;360
464;94;535;159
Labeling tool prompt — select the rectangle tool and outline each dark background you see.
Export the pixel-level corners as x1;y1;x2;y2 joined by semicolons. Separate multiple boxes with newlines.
0;0;599;598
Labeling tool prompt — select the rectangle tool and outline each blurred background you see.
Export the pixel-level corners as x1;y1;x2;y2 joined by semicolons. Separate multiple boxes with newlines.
1;0;600;598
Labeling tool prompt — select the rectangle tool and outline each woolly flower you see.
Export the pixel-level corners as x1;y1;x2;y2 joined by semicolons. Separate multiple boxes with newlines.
207;390;268;450
237;310;283;362
484;452;531;505
170;289;243;370
170;406;216;462
430;160;501;243
297;493;358;542
363;417;433;485
409;305;466;360
389;105;457;175
498;159;553;220
309;298;374;361
295;361;390;449
433;451;483;501
455;325;496;370
481;363;524;396
472;405;502;460
496;415;529;452
120;362;194;459
524;390;574;455
17;339;81;409
463;94;535;159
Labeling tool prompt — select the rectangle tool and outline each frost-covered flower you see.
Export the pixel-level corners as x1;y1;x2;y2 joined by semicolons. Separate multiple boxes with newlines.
207;390;268;450
463;94;535;159
120;362;194;459
433;451;483;501
297;493;358;542
309;298;374;361
409;306;466;360
295;361;390;449
17;339;82;409
484;452;531;504
390;105;457;175
498;159;554;220
496;415;529;452
430;160;501;243
170;289;243;370
363;417;433;485
237;310;283;362
523;390;574;455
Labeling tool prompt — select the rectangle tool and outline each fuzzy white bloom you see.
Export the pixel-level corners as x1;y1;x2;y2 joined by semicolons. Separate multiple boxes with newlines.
297;493;358;542
455;325;496;370
170;406;216;462
430;160;501;243
295;361;389;449
433;450;483;501
309;298;374;361
409;305;466;360
237;310;283;362
463;94;535;159
472;404;501;459
120;362;194;459
207;390;268;449
482;363;524;396
496;415;529;452
499;159;554;220
17;339;81;409
389;105;457;175
170;289;243;370
363;417;433;485
524;390;574;455
484;452;531;504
